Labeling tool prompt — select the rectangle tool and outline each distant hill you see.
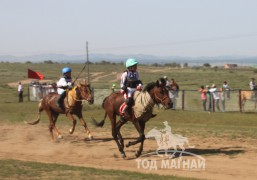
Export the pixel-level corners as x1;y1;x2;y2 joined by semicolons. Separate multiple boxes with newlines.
0;53;257;66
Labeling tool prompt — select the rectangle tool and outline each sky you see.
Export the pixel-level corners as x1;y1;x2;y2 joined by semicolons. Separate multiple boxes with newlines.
1;0;257;57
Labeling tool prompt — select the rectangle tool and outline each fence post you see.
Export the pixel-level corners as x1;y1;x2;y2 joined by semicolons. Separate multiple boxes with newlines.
28;86;30;102
182;90;185;110
239;89;242;112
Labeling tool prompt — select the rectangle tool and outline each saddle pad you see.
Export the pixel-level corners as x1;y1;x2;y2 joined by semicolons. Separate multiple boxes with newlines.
133;91;155;118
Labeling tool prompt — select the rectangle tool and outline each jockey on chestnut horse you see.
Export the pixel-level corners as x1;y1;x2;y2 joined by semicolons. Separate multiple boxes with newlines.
26;67;94;141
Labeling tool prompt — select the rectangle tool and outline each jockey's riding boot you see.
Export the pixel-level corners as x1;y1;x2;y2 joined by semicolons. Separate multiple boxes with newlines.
57;91;66;109
120;106;130;123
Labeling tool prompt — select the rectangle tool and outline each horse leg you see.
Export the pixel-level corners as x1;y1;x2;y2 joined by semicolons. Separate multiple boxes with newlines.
110;113;126;158
65;113;77;135
45;110;61;141
116;120;126;150
52;113;62;139
126;121;145;149
242;100;245;112
135;121;146;157
79;116;93;140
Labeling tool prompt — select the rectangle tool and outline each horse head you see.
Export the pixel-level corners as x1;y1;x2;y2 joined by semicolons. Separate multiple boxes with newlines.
77;81;94;104
152;78;172;109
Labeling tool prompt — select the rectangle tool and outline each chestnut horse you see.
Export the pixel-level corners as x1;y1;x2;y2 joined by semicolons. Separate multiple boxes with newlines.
25;81;94;141
92;78;171;158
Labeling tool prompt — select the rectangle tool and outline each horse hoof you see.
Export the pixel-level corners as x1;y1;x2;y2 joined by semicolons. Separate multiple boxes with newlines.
88;135;93;140
135;151;140;158
58;134;63;139
126;142;131;148
69;128;74;134
121;153;126;158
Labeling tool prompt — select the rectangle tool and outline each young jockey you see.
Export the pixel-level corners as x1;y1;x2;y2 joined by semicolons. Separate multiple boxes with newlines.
120;58;142;122
56;67;73;109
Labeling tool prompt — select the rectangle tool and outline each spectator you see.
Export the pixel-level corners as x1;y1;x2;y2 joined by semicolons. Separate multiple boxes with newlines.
222;81;230;99
199;85;207;111
250;78;257;90
163;76;170;87
18;82;23;102
219;88;226;112
170;78;179;110
206;85;212;111
209;84;220;111
111;83;116;93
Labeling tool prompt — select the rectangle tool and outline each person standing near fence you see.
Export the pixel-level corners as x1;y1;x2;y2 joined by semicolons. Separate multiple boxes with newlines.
170;78;179;110
199;85;207;111
219;88;226;112
18;82;23;102
250;78;257;90
222;81;230;100
206;85;212;111
209;84;220;112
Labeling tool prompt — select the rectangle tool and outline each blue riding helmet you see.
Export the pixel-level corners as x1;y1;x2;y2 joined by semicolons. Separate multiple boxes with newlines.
62;67;72;75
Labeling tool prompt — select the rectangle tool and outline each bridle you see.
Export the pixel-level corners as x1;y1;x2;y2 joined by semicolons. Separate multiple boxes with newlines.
74;85;93;102
153;86;170;104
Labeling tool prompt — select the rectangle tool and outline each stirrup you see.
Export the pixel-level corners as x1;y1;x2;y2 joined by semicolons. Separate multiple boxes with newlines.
120;114;127;123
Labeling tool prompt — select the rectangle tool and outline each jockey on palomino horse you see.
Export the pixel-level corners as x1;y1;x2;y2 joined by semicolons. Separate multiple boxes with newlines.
56;67;73;109
119;58;143;122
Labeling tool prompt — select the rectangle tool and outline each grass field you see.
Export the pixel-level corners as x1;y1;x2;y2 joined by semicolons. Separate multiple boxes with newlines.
1;62;257;179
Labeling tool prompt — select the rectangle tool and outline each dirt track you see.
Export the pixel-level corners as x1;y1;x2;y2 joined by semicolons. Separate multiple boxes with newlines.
0;122;257;180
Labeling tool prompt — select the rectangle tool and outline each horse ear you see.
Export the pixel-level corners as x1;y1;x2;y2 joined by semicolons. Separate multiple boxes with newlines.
156;79;163;87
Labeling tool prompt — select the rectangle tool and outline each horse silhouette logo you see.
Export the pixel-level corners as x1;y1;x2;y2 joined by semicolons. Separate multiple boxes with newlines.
146;121;195;158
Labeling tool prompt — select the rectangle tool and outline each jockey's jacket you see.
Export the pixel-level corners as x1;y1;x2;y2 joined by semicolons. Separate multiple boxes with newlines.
57;76;72;94
120;70;141;89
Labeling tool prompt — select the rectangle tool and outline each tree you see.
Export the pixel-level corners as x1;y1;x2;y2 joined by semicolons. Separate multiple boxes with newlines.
203;63;211;67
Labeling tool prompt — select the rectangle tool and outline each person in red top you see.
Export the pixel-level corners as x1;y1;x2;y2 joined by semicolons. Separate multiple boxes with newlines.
199;85;207;111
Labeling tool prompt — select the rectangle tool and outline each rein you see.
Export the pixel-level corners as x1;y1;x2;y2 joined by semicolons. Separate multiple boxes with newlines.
66;86;92;107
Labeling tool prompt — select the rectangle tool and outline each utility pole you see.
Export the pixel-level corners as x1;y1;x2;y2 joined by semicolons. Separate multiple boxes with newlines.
86;41;90;83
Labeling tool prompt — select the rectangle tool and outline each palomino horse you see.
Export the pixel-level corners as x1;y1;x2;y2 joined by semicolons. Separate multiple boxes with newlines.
240;90;257;112
92;78;171;158
25;81;94;141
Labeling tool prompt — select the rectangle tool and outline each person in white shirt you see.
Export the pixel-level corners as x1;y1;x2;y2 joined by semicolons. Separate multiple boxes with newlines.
209;84;220;111
56;67;73;109
249;78;256;90
222;81;230;99
18;82;23;102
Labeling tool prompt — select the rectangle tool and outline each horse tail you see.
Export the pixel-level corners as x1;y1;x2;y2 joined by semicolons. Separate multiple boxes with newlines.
91;112;107;127
24;99;43;125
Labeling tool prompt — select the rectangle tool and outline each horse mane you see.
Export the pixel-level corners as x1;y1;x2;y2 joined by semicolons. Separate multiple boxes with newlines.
142;82;156;92
142;78;165;92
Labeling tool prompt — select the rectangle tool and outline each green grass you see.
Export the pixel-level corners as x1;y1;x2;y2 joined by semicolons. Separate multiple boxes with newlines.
0;159;199;180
